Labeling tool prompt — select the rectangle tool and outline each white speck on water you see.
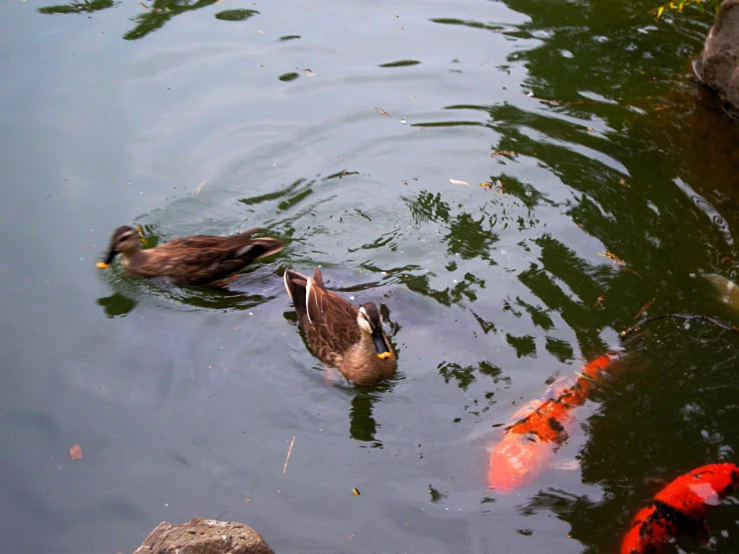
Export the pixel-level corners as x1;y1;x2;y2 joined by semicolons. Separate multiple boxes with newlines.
350;296;355;300
400;118;407;125
164;503;169;507
453;279;457;283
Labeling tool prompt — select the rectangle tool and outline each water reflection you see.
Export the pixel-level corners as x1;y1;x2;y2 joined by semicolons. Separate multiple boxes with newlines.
125;0;218;41
96;293;137;318
38;0;258;40
348;382;398;446
438;360;508;393
96;267;280;315
404;190;499;263
378;60;421;68
38;0;116;15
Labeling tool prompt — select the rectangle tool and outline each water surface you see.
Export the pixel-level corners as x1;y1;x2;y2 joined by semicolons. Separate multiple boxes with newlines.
1;0;738;552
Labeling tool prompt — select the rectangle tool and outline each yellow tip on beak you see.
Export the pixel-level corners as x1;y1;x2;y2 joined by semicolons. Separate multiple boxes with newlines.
377;352;392;360
96;262;109;269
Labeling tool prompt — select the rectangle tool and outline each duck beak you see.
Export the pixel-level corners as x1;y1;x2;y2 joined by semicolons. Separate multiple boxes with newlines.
372;329;391;359
97;249;118;269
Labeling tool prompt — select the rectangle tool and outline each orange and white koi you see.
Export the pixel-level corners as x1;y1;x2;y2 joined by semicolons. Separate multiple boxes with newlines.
621;463;739;554
488;353;618;491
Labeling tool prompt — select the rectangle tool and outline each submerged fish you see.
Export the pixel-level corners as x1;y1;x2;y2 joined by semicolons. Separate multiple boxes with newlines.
703;273;739;312
488;353;618;492
621;463;739;554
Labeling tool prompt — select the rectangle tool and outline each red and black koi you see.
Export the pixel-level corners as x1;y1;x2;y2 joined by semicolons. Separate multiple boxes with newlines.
621;463;739;554
488;353;618;491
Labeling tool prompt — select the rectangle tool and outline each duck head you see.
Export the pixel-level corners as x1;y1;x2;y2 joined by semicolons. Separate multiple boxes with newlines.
357;303;392;359
96;225;141;269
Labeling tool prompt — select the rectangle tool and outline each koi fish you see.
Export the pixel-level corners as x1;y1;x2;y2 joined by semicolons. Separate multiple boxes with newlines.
621;463;739;554
488;353;618;491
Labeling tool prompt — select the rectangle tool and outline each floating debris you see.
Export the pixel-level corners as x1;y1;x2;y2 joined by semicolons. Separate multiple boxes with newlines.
480;180;504;194
503;87;599;106
599;251;626;266
192;179;208;197
282;436;296;475
375;107;391;118
632;298;656;320
449;178;470;187
69;444;83;460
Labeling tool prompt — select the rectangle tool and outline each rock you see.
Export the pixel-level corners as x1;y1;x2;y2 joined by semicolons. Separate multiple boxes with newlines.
132;518;276;554
694;0;739;119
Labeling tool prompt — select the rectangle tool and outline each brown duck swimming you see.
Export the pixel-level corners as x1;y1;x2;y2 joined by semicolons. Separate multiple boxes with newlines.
283;267;397;385
97;225;285;286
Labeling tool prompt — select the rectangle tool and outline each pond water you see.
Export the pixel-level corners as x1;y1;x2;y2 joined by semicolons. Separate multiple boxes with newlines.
2;0;739;552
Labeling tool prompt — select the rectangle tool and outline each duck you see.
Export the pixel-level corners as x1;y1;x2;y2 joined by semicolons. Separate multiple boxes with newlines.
96;225;285;286
283;267;397;385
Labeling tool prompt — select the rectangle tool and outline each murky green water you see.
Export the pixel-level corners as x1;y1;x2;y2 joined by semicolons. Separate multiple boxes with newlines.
2;0;738;552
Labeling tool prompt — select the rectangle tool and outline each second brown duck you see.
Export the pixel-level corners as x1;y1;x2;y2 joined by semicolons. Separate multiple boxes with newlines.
283;267;397;385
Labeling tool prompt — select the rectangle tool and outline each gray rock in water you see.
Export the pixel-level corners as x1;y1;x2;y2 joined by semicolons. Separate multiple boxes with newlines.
694;0;739;119
132;518;276;554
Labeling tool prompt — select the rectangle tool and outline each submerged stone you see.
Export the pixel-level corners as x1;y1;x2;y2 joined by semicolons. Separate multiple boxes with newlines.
695;0;739;119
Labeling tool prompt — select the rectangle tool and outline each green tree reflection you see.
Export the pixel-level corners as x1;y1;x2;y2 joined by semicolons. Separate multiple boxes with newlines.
38;0;259;40
39;0;117;14
124;0;221;41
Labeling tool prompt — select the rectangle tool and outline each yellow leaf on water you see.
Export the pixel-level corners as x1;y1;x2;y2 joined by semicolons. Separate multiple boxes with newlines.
657;6;665;18
352;488;360;496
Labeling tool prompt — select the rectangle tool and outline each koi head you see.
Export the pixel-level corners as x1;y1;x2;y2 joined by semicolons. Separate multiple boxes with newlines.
674;463;739;515
696;463;739;496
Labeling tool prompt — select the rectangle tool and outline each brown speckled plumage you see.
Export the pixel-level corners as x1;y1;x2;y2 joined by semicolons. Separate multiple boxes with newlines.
99;225;285;286
284;267;397;385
